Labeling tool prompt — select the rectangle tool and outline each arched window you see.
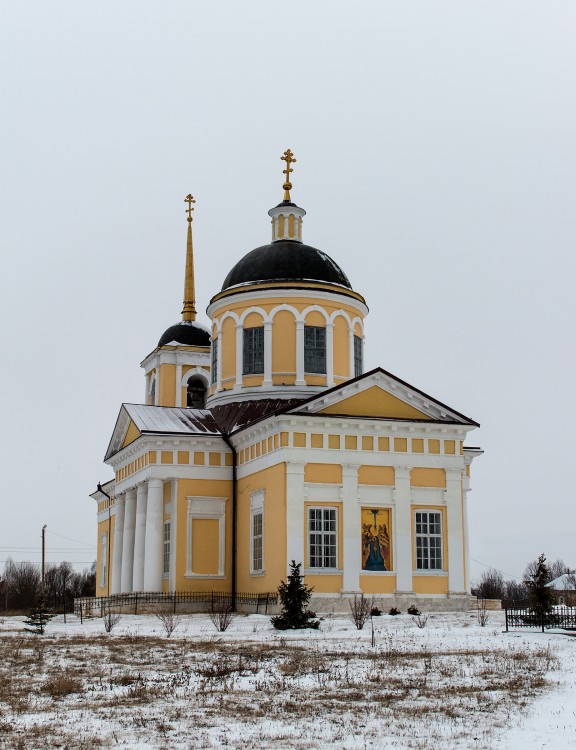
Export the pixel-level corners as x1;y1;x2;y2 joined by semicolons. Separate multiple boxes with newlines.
187;377;207;409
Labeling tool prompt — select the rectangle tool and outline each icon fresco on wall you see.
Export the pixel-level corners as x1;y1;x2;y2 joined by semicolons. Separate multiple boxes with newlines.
361;508;391;571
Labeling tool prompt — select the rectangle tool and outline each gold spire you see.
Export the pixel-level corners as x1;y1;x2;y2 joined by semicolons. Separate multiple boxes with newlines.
182;194;197;322
281;149;296;201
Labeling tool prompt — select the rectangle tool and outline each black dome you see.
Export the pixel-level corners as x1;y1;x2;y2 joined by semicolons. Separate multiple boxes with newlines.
221;240;352;291
158;322;211;348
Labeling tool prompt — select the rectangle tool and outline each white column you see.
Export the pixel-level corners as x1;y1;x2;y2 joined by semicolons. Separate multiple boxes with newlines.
348;328;355;379
462;476;471;593
295;321;305;385
326;322;334;386
144;478;164;591
120;488;137;593
235;324;243;387
111;494;125;594
263;321;273;387
285;463;305;574
446;469;466;593
394;467;413;593
341;464;361;593
132;482;148;591
175;364;182;407
169;479;178;591
154;370;160;405
216;332;223;390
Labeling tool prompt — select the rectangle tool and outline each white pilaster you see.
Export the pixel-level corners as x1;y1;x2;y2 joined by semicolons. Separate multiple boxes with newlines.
446;469;466;593
144;478;164;591
394;467;413;593
286;463;305;574
263;321;273;386
175;364;182;407
295;321;305;385
216;332;222;391
132;482;148;591
120;488;137;593
111;494;125;595
341;464;361;593
169;479;178;591
154;370;159;405
235;324;243;387
348;328;355;378
326;322;334;387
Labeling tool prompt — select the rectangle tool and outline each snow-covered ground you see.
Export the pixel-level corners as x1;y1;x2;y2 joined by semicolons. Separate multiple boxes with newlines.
0;610;574;749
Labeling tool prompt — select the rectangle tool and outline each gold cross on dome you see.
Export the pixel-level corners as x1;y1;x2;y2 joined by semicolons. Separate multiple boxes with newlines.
184;194;196;222
281;149;296;200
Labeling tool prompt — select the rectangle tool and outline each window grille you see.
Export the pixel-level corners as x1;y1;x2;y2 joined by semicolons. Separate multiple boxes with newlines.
163;522;171;575
354;335;363;377
308;507;337;568
415;511;443;570
304;326;326;374
243;326;264;374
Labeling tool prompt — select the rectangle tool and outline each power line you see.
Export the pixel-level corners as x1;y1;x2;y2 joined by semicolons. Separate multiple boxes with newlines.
46;530;94;548
470;556;522;581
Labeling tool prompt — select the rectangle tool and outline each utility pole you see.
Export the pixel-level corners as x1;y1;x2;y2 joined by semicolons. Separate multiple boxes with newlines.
41;524;47;598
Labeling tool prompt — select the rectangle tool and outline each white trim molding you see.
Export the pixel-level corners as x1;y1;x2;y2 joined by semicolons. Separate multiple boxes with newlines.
185;496;227;578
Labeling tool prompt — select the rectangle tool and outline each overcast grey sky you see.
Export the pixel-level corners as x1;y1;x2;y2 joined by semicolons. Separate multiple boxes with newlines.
1;1;574;582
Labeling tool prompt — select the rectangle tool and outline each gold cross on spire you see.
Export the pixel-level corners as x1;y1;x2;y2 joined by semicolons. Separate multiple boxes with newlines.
281;149;296;201
184;193;196;222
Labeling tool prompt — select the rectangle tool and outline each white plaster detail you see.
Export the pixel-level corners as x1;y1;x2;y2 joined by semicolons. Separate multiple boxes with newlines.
186;496;227;578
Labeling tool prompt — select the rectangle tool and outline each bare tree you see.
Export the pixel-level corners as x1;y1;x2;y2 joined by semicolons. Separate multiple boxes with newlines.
209;599;236;632
3;558;40;611
349;595;371;630
155;609;182;637
475;569;504;600
547;559;574;582
504;579;528;603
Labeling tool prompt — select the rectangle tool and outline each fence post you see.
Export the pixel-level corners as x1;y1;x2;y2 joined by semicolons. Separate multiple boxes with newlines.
173;592;177;614
504;608;508;632
79;602;83;625
265;594;269;616
541;609;545;633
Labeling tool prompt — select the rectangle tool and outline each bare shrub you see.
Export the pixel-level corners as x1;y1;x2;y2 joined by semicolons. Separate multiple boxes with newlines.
209;598;235;632
349;594;371;630
476;599;489;627
475;568;504;600
45;674;83;698
103;607;121;633
414;613;428;629
155;609;181;638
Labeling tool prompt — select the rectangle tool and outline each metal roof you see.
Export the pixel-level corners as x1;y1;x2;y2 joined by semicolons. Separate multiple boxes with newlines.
124;404;221;435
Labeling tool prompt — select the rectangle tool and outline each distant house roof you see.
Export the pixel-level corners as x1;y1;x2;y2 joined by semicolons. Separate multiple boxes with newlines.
546;574;576;590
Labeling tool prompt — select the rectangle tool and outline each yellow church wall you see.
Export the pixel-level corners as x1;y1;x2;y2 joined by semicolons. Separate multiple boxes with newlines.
304;463;342;484
272;310;296;374
158;363;176;406
306;375;327;386
412;575;449;594
221;316;236;383
319;386;431;420
174;478;233;592
359;575;397;594
358;465;395;485
96;517;113;596
243;375;264;387
305;574;343;593
304;310;325;327
243;311;264;328
121;421;141;449
333;315;349;379
354;322;363;337
410;468;446;488
191;519;220;574
236;463;287;593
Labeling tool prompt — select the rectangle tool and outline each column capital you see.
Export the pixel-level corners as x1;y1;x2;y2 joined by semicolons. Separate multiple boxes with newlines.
148;477;164;491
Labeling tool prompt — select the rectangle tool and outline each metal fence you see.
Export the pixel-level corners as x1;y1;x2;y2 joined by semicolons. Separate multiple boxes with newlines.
74;590;277;618
504;605;576;632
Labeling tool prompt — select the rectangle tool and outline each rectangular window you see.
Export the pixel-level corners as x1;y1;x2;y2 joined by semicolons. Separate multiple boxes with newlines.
211;337;218;385
100;533;107;587
354;335;363;377
304;326;326;374
415;511;443;570
243;326;264;374
308;507;337;568
163;522;171;576
252;511;263;572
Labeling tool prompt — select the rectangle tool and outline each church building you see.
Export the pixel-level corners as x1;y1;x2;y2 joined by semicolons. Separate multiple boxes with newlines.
91;151;482;611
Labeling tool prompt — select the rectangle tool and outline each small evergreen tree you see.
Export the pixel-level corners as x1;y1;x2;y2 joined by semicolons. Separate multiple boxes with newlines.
24;596;54;635
525;554;555;615
271;561;319;630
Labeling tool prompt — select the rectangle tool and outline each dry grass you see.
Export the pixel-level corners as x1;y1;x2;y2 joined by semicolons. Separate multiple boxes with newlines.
0;624;560;750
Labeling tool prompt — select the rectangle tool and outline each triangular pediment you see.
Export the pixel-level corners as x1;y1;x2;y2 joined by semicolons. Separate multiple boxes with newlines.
288;368;478;425
121;419;141;449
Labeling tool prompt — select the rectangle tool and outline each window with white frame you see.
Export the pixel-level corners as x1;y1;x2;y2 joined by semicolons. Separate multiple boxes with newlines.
243;326;264;374
308;507;337;568
250;490;264;574
354;335;363;377
304;326;326;374
211;337;218;384
100;532;108;587
163;522;171;576
415;511;443;570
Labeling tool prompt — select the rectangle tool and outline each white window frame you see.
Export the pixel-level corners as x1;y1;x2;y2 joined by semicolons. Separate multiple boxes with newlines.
163;521;171;577
100;532;107;587
185;496;227;578
250;490;265;575
307;506;338;570
414;510;443;571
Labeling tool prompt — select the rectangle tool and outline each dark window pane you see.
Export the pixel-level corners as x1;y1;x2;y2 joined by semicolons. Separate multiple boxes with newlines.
243;327;264;374
305;326;326;374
